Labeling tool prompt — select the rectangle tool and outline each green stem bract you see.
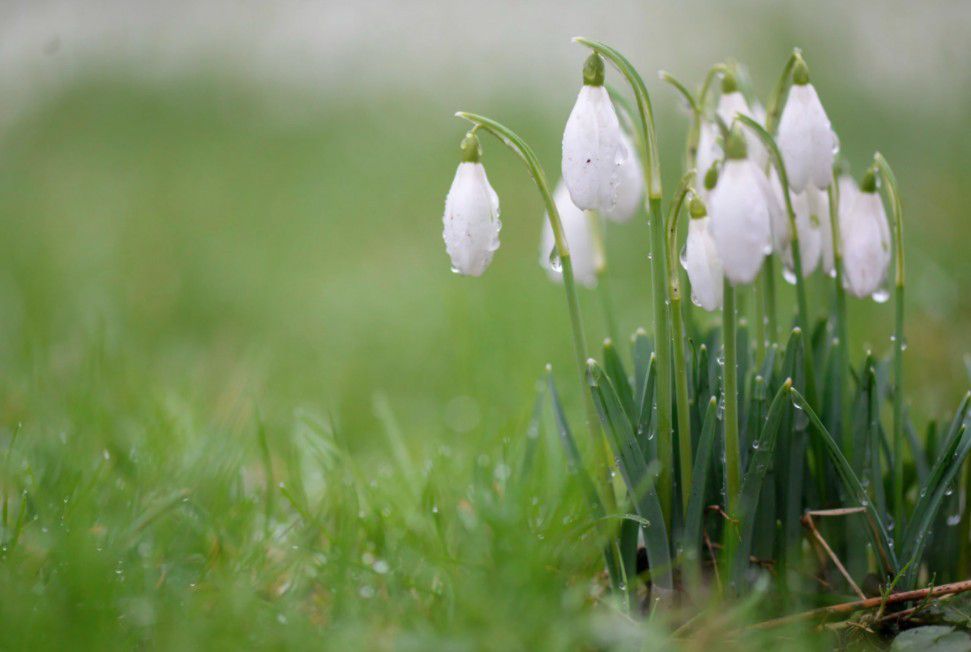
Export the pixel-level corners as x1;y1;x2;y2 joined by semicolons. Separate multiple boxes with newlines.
455;112;614;510
723;279;741;515
874;152;906;541
666;172;696;513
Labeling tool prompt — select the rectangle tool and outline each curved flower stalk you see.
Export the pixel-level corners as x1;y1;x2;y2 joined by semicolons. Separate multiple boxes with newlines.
442;132;502;276
574;37;676;522
736;114;819;409
665;172;709;513
539;181;601;288
452;111;613;509
562;54;628;212
776;58;838;193
872;152;907;542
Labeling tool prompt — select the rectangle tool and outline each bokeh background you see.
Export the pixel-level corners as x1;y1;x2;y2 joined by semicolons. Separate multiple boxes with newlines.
1;1;970;647
0;0;968;459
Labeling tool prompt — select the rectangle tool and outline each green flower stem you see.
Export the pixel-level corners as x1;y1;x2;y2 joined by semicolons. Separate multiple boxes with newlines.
723;279;741;515
754;270;767;361
827;181;851;451
764;49;803;134
763;257;779;345
575;38;674;523
658;71;699;167
736;116;818;407
665;172;696;513
873;152;906;541
455;112;614;510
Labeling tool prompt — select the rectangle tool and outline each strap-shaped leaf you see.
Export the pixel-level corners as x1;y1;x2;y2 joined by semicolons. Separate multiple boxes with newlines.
603;339;636;426
631;329;653;415
683;396;719;554
790;388;900;574
900;392;971;585
587;361;673;592
635;353;658;456
733;378;793;587
547;370;604;517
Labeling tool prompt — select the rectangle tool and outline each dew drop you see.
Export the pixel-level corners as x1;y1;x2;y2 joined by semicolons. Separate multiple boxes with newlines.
548;247;562;273
871;287;890;304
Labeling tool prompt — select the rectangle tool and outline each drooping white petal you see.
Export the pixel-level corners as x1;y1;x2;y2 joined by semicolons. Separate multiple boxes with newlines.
443;162;501;276
707;159;773;285
539;181;601;288
809;186;834;276
600;133;643;223
695;121;720;197
782;189;822;277
685;217;724;311
841;191;891;298
717;91;767;167
562;85;627;212
777;83;836;192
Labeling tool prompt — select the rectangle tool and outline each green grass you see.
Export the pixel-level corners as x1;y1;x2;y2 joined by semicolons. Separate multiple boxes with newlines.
0;73;968;649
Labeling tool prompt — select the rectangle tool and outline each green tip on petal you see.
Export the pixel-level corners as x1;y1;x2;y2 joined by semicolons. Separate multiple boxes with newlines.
724;126;748;160
582;53;606;86
688;194;708;219
721;70;738;94
861;166;878;193
792;57;810;85
459;131;481;163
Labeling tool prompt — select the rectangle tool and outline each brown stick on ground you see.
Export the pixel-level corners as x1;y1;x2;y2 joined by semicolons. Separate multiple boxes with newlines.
802;510;867;600
751;578;971;630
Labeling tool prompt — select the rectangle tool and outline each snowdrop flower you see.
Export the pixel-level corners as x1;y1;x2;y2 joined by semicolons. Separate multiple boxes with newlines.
539;182;602;288
442;132;501;276
777;59;837;192
562;53;628;212
600;133;643;223
684;197;723;311
707;128;773;285
782;189;823;277
810;186;835;276
841;170;891;299
717;73;767;167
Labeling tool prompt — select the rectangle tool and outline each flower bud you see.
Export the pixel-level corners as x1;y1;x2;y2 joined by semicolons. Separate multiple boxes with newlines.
442;133;501;276
777;63;837;192
707;158;773;285
685;217;723;311
562;67;628;212
599;133;644;223
841;178;891;299
539;182;601;288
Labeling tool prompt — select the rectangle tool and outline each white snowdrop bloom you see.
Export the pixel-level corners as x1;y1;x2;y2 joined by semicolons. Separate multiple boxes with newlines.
762;168;791;255
809;186;834;276
562;54;628;212
776;61;837;192
716;82;767;167
842;174;891;299
685;215;723;311
539;181;601;288
837;173;862;225
600;133;643;223
442;134;501;277
695;121;721;198
707;130;773;285
782;189;823;277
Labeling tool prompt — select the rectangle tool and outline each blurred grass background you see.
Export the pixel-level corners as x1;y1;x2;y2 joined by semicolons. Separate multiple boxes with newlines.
0;0;969;648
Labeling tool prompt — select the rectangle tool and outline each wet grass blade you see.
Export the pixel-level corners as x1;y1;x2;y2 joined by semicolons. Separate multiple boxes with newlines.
632;328;653;413
546;369;604;517
790;387;899;575
587;360;673;592
636;353;657;456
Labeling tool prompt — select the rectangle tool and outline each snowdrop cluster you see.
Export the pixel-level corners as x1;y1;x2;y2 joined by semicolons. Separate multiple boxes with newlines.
441;48;894;310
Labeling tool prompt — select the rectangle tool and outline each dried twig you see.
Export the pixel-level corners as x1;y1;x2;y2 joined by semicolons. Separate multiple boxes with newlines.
751;578;971;630
802;511;866;600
